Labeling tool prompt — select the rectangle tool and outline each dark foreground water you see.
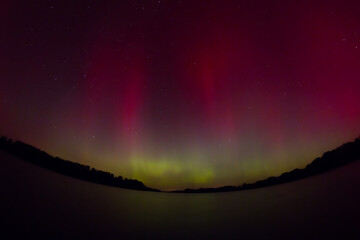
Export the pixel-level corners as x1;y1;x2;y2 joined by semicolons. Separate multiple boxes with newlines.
1;151;359;239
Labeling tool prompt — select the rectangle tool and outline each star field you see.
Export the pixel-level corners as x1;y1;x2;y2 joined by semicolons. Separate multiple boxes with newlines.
1;0;360;190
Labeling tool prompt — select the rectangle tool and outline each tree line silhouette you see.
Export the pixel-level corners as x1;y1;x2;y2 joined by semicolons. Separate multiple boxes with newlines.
0;136;359;193
172;136;360;193
0;137;159;192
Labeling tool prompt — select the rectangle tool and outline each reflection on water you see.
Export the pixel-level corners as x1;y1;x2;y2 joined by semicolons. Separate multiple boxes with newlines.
1;151;359;239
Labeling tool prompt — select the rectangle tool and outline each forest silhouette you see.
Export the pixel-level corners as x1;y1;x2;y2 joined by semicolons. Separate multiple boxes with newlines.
0;136;158;192
0;136;359;193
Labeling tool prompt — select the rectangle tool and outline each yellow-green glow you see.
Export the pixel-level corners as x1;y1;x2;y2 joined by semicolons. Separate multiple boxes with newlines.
128;153;216;190
32;129;358;191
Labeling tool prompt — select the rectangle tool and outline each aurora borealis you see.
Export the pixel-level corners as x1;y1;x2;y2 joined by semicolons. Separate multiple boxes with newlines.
1;0;360;190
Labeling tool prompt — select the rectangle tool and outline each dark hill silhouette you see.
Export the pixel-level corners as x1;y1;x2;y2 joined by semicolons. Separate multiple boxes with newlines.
0;137;159;192
172;136;360;193
0;136;359;193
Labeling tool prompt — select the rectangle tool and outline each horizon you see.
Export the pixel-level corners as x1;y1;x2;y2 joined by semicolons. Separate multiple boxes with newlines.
1;0;360;190
1;135;359;192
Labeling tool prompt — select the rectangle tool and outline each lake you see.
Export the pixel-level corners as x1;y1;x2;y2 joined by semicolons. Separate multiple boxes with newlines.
1;150;359;239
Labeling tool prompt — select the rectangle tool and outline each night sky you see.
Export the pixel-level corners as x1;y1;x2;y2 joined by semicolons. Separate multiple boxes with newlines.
1;0;360;190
